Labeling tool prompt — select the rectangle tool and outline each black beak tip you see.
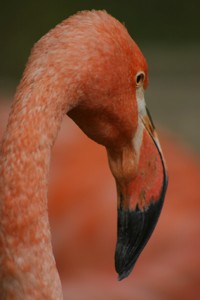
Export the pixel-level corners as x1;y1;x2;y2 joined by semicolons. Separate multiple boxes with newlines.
115;201;163;280
115;177;168;280
118;268;134;281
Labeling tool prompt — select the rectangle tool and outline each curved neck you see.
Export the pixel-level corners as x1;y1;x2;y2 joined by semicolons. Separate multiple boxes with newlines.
0;82;67;299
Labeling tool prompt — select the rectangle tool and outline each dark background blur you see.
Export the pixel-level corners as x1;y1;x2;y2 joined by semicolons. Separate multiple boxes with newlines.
0;0;200;148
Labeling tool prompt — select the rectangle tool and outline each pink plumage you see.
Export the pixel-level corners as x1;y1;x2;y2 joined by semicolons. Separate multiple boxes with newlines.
0;10;167;299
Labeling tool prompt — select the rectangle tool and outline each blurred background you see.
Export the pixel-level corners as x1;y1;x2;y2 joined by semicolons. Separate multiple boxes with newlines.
1;1;200;299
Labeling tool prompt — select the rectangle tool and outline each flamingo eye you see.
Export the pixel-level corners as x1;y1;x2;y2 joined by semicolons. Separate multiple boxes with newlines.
136;72;145;87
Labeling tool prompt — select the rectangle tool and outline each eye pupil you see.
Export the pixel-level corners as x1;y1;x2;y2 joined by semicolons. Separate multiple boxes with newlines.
136;72;145;86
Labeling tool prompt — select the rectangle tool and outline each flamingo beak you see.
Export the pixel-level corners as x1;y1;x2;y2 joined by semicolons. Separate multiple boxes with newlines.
108;90;168;280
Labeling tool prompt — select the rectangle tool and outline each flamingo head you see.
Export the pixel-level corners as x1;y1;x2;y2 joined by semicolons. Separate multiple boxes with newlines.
66;11;168;280
29;10;168;280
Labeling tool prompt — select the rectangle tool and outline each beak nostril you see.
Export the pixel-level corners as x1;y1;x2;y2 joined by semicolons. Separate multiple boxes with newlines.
136;72;145;87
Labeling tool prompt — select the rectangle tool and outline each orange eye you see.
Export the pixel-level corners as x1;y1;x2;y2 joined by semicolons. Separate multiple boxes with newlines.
136;72;145;87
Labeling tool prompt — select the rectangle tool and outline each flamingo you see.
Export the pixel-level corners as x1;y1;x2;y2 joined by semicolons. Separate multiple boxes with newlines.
0;10;167;299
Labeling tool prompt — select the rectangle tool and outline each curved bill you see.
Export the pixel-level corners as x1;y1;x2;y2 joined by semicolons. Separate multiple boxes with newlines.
107;103;168;281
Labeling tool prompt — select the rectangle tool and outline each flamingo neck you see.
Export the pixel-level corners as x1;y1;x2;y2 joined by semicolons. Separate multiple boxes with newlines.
0;83;67;299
